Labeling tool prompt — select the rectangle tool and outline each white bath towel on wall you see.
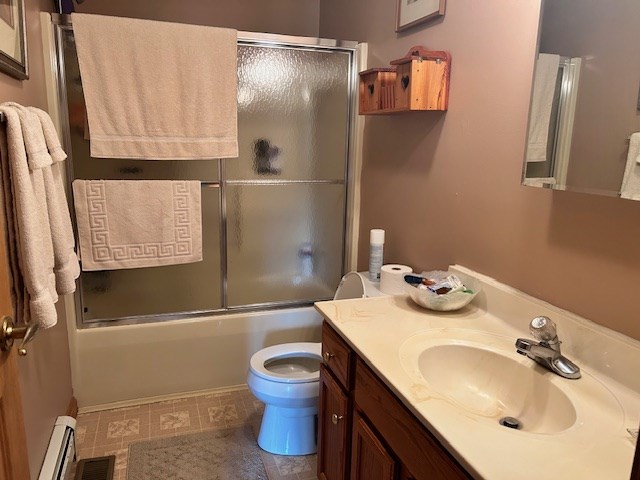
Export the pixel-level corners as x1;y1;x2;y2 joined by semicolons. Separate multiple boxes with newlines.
0;105;61;328
71;13;238;160
72;180;203;271
621;132;640;200
525;53;560;163
29;107;80;294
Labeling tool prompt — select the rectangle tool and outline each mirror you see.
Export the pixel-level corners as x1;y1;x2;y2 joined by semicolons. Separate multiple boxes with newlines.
522;0;640;201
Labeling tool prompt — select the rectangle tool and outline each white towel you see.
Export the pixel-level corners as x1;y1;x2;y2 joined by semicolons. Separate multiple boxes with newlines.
525;54;560;163
72;180;203;271
621;132;640;200
0;105;59;328
4;102;53;170
523;176;557;187
29;107;80;294
71;13;238;160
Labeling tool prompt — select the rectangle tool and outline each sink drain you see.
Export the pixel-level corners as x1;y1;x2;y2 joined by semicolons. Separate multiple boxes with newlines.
499;416;522;430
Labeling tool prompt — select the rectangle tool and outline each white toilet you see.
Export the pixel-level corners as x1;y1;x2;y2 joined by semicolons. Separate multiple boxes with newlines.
247;272;385;455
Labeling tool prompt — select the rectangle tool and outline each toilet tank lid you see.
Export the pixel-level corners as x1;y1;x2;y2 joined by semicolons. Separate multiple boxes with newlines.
333;271;385;300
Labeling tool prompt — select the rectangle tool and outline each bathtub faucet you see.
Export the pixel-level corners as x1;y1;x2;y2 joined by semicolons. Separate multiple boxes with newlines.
515;316;581;379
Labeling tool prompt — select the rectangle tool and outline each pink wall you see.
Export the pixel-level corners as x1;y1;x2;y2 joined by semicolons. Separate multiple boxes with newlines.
0;1;74;477
320;0;640;341
76;0;320;37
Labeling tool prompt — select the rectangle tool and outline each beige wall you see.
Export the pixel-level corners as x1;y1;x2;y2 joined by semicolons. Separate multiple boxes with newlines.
75;0;320;37
0;1;74;478
320;0;640;341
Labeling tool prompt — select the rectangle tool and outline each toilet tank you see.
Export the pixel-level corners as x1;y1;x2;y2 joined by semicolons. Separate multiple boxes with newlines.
333;272;385;300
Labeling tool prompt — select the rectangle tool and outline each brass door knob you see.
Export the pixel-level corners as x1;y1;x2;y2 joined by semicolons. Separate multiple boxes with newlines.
331;413;343;425
0;316;39;356
323;351;334;362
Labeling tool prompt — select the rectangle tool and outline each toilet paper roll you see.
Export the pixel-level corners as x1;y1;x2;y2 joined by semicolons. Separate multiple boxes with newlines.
380;264;413;295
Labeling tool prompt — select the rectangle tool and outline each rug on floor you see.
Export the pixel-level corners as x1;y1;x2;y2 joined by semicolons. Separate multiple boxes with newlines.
127;425;268;480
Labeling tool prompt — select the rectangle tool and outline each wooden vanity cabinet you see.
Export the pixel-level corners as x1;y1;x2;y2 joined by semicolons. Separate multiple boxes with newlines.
319;321;471;480
318;364;351;480
632;431;640;480
351;409;396;480
318;323;355;480
354;358;471;480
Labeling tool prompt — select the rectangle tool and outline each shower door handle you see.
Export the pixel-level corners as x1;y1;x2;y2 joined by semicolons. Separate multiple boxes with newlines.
0;316;39;356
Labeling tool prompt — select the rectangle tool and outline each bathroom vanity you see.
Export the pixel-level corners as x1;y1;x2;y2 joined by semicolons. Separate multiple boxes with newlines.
315;266;640;480
318;321;470;479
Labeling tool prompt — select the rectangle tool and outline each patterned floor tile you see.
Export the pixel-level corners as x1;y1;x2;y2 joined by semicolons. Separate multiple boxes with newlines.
207;404;239;423
159;411;191;430
274;455;312;475
74;387;318;480
107;419;140;438
75;425;87;444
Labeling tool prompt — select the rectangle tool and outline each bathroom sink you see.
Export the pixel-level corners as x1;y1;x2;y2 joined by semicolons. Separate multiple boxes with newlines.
398;329;623;436
414;343;576;433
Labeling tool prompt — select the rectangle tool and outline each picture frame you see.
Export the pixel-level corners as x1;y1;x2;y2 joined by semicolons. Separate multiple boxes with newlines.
396;0;446;33
0;0;27;80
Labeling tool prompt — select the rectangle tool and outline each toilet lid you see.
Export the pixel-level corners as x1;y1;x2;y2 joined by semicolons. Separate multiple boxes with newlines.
334;271;385;300
249;342;322;384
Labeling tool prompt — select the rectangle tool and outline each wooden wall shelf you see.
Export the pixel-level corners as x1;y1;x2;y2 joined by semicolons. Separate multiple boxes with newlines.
358;46;451;115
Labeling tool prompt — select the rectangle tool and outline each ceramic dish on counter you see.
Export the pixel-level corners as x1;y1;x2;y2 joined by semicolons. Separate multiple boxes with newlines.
404;271;480;311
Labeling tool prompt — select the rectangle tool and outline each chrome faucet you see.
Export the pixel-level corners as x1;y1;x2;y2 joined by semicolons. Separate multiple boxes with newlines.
515;316;581;379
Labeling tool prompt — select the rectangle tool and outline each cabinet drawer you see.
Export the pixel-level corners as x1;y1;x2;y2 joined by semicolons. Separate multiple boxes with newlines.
322;321;354;390
354;358;471;480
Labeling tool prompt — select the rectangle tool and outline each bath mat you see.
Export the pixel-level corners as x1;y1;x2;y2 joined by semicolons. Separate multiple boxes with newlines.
127;426;267;480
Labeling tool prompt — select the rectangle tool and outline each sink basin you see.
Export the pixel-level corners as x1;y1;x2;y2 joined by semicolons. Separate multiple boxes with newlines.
415;343;577;434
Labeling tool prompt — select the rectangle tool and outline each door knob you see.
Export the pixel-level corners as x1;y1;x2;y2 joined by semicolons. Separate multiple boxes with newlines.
1;316;39;356
323;351;334;362
331;413;343;425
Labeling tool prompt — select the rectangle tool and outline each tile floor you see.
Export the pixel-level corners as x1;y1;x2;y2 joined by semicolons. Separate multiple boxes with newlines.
75;387;318;480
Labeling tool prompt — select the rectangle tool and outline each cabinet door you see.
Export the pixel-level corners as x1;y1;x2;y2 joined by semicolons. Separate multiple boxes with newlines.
355;359;471;480
351;410;396;480
399;464;417;480
318;364;350;480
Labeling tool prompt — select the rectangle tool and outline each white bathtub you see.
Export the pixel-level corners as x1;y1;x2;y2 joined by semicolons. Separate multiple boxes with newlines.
64;300;322;410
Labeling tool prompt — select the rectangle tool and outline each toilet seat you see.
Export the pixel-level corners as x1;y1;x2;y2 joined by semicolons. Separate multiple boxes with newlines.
249;342;321;384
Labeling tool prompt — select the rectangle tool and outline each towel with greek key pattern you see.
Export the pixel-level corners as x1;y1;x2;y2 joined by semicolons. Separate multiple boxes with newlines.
72;180;202;270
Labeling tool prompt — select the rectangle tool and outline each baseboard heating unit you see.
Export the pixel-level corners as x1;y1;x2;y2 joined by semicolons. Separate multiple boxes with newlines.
38;416;76;480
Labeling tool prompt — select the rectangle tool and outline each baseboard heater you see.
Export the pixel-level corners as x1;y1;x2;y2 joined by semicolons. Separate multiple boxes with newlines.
38;416;76;480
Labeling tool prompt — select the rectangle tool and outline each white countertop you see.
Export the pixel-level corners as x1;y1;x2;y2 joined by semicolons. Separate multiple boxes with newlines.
315;266;640;480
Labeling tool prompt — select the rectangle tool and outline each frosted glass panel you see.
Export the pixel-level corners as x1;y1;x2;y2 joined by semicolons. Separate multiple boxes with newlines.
62;30;219;182
228;45;350;181
226;184;345;307
80;186;222;320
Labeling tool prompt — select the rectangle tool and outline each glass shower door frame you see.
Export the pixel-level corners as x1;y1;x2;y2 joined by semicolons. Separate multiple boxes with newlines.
50;14;361;328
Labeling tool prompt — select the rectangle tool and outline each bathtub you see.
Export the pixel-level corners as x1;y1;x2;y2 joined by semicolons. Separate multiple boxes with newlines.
64;300;322;410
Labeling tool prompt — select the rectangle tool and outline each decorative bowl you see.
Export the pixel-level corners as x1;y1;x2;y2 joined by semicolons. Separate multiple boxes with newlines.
403;271;480;312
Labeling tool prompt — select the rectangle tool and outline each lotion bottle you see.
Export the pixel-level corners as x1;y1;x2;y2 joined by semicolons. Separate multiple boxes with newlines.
368;229;385;282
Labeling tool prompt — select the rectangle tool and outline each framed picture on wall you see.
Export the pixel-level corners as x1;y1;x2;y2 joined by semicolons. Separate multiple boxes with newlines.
396;0;446;32
0;0;27;80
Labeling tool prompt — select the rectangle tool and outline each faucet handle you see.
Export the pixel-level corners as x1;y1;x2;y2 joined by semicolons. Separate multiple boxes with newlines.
529;316;557;342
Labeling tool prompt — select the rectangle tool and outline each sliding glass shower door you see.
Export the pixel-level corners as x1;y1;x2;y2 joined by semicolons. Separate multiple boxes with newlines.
226;45;350;307
54;20;355;325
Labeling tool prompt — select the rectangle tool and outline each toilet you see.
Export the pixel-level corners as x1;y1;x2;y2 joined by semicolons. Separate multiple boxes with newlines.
247;272;385;455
